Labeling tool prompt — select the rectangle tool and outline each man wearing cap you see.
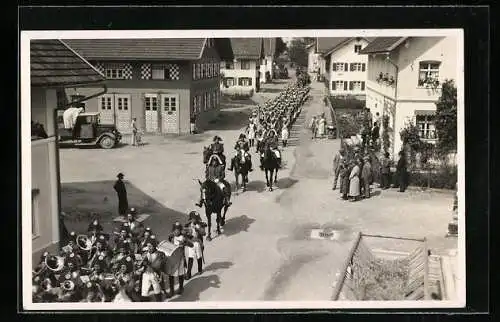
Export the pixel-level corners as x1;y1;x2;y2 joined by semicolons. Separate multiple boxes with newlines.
228;133;253;173
209;136;226;167
113;173;129;217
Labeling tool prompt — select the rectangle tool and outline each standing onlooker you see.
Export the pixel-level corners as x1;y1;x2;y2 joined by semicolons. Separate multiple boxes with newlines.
190;114;197;134
358;157;365;197
396;150;408;192
349;160;361;202
371;122;380;150
281;124;289;148
131;118;138;146
361;156;372;199
114;173;129;217
317;113;326;138
309;116;317;139
379;152;392;189
332;149;345;190
374;112;382;128
339;160;349;200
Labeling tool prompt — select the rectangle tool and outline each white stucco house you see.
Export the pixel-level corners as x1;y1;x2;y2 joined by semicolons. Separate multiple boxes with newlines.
29;39;107;265
220;38;263;94
359;36;458;159
259;38;276;83
321;37;373;99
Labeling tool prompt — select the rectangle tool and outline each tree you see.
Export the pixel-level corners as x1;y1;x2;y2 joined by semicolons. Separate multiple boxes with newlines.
288;38;308;67
274;37;287;58
434;79;457;155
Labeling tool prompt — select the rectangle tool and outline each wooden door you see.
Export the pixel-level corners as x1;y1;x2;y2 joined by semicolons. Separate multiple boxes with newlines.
115;94;132;133
144;94;159;133
161;94;179;134
98;94;114;125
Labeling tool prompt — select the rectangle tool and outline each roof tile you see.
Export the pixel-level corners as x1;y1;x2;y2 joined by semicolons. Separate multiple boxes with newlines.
230;38;262;59
359;37;406;54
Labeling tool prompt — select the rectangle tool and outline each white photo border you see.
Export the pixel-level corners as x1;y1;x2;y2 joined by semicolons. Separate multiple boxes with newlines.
21;29;465;311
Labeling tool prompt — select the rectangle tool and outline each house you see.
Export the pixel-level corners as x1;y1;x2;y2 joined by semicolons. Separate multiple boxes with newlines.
321;37;372;99
220;38;264;94
63;38;233;134
307;38;349;78
259;38;276;83
359;36;458;158
30;39;107;264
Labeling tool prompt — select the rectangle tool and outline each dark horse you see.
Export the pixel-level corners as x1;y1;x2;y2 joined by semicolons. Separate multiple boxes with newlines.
197;179;231;241
231;149;251;191
259;144;280;191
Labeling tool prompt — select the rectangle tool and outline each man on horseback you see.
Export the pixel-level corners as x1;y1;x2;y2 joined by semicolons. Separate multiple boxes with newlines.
228;133;254;172
260;130;282;170
208;136;226;168
196;153;232;208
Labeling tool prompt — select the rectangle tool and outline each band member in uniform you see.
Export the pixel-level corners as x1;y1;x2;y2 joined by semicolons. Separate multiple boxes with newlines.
166;222;192;296
126;208;144;247
140;238;164;301
184;212;207;280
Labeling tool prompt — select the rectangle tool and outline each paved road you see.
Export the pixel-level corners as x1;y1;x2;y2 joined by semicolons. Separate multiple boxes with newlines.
59;79;457;302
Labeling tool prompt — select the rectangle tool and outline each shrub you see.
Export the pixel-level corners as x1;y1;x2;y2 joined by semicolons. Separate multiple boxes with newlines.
337;113;364;138
329;96;365;110
382;115;391;154
408;164;457;189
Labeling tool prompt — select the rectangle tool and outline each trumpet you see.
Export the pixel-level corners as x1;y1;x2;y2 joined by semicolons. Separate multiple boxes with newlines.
77;234;93;252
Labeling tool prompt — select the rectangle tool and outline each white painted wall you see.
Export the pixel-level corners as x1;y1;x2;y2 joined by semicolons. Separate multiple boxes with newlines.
259;55;274;83
221;59;259;92
327;38;370;96
307;45;319;73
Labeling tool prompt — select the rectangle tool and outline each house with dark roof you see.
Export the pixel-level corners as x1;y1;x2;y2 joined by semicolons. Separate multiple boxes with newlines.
63;38;233;134
320;37;373;99
359;36;458;158
220;38;264;94
30;39;107;262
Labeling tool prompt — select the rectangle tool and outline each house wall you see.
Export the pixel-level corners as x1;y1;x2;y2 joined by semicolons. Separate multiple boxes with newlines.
328;38;370;97
220;59;259;92
307;46;319;73
259;55;274;83
31;88;60;264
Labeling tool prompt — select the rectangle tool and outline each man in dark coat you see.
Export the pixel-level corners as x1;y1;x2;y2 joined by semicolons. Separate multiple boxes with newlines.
396;151;408;192
113;173;128;217
361;156;372;198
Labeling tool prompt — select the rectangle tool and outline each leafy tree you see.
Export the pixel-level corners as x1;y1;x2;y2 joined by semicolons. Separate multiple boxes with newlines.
288;38;308;67
274;37;287;58
434;79;457;155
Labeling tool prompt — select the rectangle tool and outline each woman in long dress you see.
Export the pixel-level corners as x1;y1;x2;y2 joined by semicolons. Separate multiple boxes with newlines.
281;124;289;148
317;114;326;137
349;160;361;201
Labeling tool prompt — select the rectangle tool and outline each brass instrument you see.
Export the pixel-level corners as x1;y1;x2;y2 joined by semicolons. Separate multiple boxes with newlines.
45;255;65;273
77;234;93;252
32;263;47;278
61;280;75;292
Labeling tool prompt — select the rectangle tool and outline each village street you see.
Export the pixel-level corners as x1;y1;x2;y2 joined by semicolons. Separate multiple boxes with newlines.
59;79;457;302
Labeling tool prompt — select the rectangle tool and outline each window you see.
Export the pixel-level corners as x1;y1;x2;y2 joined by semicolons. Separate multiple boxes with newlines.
354;44;362;53
105;68;124;79
162;95;177;112
205;92;209;110
216;89;220;106
240;60;251;70
238;77;252;86
332;62;348;72
99;96;113;110
193;64;197;80
32;188;40;238
196;64;201;80
225;62;234;69
350;63;366;72
416;114;437;140
193;96;198;113
152;66;165;80
349;81;365;91
202;64;207;79
225;77;236;87
331;81;348;91
418;61;440;86
144;95;158;111
214;63;219;76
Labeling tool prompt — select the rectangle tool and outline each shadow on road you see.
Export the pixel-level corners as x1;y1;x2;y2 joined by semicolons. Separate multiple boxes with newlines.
222;215;256;237
204;109;253;132
242;180;267;193
169;274;221;302
203;261;234;272
276;177;298;189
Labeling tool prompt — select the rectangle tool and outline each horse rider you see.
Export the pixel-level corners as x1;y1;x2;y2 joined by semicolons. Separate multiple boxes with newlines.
209;135;226;167
264;130;282;169
228;133;254;172
197;153;232;208
184;211;206;280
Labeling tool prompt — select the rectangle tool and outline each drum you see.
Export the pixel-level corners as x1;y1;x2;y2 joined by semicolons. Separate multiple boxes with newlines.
157;240;185;276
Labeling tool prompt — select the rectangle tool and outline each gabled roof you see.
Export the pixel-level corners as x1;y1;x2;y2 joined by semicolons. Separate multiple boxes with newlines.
229;38;263;60
63;38;207;61
30;39;105;88
263;38;276;57
317;37;350;54
359;37;408;54
321;37;376;57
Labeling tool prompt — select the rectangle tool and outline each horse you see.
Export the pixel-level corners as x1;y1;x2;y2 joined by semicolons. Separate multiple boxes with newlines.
231;149;251;192
259;144;280;191
197;179;231;241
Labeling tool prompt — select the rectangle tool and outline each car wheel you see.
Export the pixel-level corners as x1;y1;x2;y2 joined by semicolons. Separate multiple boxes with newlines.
99;136;115;149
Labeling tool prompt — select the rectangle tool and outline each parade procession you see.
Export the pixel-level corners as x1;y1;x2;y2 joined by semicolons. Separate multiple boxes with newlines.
31;76;312;303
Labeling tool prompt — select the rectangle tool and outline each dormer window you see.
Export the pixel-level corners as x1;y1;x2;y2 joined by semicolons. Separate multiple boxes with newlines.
354;45;362;53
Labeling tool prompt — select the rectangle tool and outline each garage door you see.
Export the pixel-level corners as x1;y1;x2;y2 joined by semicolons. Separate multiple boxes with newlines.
161;94;179;134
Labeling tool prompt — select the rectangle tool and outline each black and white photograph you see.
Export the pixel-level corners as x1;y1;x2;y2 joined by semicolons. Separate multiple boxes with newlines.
22;29;465;310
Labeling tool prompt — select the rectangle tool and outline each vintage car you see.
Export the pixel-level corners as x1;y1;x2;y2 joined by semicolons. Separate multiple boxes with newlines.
57;111;122;149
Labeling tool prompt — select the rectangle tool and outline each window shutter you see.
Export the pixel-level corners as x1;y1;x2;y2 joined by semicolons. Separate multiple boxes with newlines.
350;63;354;71
362;63;366;72
361;82;365;90
344;82;348;91
332;81;336;90
344;63;348;71
349;82;354;90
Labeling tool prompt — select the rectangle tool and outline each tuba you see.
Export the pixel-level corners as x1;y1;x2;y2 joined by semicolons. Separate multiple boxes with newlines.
61;280;75;292
32;263;47;278
45;255;65;273
77;234;93;252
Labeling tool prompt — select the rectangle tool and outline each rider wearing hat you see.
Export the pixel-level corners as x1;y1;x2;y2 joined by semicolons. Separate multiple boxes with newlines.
228;133;254;172
209;135;226;167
